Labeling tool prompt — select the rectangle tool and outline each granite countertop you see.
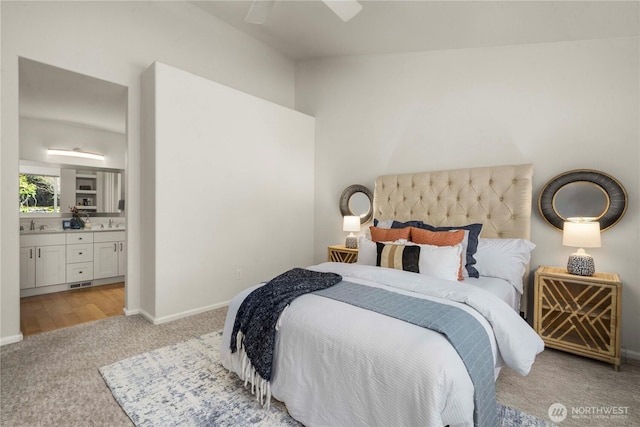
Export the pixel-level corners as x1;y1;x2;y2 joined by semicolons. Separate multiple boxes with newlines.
20;227;125;235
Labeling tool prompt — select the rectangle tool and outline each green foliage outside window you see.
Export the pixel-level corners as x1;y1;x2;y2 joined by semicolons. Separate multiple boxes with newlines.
19;174;60;213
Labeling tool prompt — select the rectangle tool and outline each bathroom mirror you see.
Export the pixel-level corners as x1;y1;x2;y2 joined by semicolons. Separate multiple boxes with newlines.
20;162;124;216
539;169;627;231
339;184;373;224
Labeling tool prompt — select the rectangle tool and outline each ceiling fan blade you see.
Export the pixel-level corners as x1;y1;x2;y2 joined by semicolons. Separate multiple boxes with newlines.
323;0;362;22
245;0;276;24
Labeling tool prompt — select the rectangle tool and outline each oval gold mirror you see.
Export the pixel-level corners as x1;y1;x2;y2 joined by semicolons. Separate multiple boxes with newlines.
339;185;373;224
539;169;627;231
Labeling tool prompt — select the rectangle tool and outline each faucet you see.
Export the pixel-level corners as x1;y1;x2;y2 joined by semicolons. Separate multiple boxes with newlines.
30;220;35;231
108;219;113;228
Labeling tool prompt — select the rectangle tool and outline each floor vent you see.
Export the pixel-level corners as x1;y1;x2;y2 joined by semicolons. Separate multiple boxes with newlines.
69;281;92;290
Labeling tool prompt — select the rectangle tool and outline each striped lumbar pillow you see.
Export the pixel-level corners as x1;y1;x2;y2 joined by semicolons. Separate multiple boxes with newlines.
376;243;420;273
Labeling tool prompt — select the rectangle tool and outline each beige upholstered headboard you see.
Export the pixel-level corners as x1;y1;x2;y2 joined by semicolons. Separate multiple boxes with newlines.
374;164;534;239
373;164;534;315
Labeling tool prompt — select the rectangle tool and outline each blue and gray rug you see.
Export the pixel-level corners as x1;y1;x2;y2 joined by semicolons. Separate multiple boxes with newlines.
100;331;556;427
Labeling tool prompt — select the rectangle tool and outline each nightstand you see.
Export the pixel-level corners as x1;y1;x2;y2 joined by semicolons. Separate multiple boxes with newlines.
534;266;622;371
327;245;358;263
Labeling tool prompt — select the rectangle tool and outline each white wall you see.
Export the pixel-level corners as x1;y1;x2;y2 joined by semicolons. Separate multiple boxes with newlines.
296;37;640;358
1;1;296;344
20;118;126;170
142;62;315;322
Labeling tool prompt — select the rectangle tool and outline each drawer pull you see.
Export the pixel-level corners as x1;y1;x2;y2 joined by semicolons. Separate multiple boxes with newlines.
79;252;83;255
79;271;83;274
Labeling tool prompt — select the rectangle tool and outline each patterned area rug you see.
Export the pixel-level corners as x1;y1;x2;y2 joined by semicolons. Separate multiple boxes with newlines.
100;331;556;427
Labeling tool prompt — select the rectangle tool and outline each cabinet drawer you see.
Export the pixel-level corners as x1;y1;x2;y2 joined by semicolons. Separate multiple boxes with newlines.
66;232;94;244
67;244;93;263
21;233;66;247
94;231;125;243
66;262;93;282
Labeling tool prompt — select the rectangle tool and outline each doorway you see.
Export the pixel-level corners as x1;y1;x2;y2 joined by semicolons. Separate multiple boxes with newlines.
18;58;128;336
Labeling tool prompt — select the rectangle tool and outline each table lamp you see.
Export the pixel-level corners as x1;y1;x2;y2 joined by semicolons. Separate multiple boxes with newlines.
563;219;601;276
343;215;360;249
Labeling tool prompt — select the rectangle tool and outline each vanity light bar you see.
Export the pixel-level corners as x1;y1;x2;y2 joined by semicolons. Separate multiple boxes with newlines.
47;148;105;161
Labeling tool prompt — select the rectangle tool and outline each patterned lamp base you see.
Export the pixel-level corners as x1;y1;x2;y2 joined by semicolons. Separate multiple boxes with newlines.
567;254;595;276
345;236;358;249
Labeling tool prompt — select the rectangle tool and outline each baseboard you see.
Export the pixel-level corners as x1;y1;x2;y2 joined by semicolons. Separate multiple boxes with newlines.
622;348;640;366
137;308;155;324
123;307;140;316
145;301;231;325
1;332;24;346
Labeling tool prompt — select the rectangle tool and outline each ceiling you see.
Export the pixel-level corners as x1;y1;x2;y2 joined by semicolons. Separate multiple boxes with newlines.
17;2;638;134
193;0;639;61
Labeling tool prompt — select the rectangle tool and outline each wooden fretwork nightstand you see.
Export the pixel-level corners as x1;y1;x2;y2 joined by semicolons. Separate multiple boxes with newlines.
327;245;358;263
534;266;622;371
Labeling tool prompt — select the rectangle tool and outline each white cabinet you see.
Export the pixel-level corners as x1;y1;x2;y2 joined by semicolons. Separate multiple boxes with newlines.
94;231;126;280
19;247;36;289
35;245;67;287
20;234;67;289
66;232;94;283
117;241;126;276
20;230;125;295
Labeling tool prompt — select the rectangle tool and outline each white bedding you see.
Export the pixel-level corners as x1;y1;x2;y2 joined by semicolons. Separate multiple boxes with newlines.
462;276;520;311
220;263;544;427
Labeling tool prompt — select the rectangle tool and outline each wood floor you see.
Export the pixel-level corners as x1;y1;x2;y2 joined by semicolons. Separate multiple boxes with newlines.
20;283;125;337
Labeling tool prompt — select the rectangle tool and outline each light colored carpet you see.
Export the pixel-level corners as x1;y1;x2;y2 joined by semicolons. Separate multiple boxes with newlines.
1;309;227;427
2;307;639;426
99;330;552;427
496;346;640;427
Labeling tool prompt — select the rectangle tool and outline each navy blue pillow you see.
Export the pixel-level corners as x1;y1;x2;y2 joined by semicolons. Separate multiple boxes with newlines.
392;220;483;278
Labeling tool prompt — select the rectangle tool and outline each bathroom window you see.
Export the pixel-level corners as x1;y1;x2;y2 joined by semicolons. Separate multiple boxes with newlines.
19;173;61;213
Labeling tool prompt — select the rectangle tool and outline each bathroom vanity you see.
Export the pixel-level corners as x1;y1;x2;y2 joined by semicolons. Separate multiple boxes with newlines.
20;228;125;297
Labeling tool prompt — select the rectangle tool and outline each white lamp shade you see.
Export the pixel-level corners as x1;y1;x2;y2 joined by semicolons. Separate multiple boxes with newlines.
563;221;601;248
343;215;361;232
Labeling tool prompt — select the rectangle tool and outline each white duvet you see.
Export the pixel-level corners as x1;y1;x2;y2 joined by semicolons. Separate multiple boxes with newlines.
220;262;544;427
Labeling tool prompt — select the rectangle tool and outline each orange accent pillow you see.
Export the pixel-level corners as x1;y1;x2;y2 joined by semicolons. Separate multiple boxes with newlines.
369;226;411;243
410;227;465;280
410;228;465;246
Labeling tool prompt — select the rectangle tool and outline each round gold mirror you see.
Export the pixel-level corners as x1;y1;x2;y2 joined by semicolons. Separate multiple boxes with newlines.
539;169;627;231
339;185;373;224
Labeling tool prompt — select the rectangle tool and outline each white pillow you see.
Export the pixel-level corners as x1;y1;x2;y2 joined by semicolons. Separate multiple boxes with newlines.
415;243;463;282
356;237;408;266
357;237;462;282
376;219;394;229
365;219;393;240
474;238;536;293
356;237;377;265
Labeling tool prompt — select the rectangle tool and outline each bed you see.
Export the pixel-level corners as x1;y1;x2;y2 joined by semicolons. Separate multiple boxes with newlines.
220;164;544;427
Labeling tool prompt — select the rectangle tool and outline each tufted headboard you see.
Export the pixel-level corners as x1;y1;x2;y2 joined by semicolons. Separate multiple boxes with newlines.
374;164;534;239
373;164;534;315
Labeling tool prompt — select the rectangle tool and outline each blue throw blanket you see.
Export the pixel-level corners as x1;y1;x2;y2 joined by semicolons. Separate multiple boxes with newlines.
314;281;498;427
230;268;342;383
